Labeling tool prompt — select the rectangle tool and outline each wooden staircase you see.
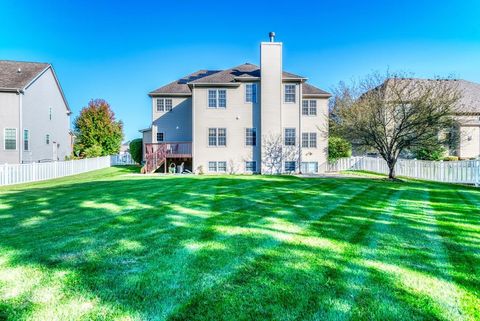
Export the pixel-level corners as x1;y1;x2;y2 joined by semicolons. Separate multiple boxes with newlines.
141;143;167;174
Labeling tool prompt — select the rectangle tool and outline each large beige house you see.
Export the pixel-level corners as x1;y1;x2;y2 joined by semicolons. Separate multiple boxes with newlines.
141;34;331;174
0;61;72;164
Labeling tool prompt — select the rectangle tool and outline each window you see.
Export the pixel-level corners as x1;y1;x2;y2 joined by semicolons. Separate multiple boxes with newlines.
208;161;227;172
284;84;296;103
208;161;217;172
302;100;309;115
4;128;16;150
156;98;173;112
157;132;164;142
45;134;50;145
165;99;173;111
301;162;318;174
218;161;227;172
309;100;317;115
245;128;256;146
23;129;29;151
49;107;52;120
208;89;227;108
302;100;317;115
218;128;226;146
245;161;256;172
284;128;296;146
284;161;296;172
302;132;317;148
156;99;164;111
208;128;227;146
245;83;257;103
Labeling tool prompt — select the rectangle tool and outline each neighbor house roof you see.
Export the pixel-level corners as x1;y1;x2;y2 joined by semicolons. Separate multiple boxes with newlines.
149;63;330;97
0;60;50;91
382;78;480;114
0;60;71;113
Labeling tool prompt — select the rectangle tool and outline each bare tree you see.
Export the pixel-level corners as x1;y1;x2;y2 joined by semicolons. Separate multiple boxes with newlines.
331;73;461;179
262;134;299;174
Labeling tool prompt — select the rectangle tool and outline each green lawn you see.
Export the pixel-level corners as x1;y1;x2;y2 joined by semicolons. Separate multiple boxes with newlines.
0;167;479;321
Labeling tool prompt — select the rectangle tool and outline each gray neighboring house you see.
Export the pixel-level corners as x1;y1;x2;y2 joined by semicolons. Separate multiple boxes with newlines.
0;60;72;164
141;34;331;174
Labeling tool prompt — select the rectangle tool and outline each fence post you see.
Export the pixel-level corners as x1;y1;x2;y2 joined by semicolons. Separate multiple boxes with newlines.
3;164;8;185
476;159;479;187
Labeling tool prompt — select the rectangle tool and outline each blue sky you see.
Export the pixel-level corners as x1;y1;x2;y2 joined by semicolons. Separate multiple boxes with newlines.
1;0;479;141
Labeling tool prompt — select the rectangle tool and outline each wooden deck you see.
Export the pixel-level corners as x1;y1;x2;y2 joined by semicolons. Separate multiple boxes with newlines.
142;142;192;173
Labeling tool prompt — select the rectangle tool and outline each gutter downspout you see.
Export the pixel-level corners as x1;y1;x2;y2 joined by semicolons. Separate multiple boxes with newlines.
191;83;196;173
298;83;302;174
17;89;23;164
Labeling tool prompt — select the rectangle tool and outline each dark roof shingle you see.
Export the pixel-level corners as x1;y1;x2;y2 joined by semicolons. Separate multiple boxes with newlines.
302;83;331;97
0;60;50;91
149;63;325;96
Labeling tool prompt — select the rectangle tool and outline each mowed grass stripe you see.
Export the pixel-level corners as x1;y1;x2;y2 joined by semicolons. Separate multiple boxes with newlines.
168;183;392;320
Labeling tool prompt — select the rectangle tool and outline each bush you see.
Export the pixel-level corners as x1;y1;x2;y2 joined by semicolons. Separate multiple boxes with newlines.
83;144;103;157
129;139;143;164
412;144;446;161
443;156;459;162
328;136;352;161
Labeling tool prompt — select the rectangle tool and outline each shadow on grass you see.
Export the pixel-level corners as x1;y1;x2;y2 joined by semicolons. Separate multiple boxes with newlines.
0;169;478;320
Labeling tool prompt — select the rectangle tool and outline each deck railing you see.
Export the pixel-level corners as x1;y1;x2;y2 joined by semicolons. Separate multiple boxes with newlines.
145;142;192;157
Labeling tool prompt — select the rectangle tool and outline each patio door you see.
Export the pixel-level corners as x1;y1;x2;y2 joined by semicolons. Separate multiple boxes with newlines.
301;162;318;174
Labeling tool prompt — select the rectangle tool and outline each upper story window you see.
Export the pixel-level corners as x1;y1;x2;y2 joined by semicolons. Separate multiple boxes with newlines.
284;128;296;146
157;98;173;112
245;84;257;103
302;132;317;148
284;84;296;103
157;132;164;142
302;100;317;116
45;134;50;145
208;89;227;108
208;128;227;146
24;129;29;151
245;128;256;146
49;107;52;120
4;128;16;150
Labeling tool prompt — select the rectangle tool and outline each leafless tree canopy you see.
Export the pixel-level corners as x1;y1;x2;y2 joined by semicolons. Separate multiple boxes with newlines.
331;73;461;179
262;134;299;174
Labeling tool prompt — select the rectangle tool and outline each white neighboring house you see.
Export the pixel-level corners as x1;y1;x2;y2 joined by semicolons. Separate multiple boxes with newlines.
141;33;331;174
0;60;72;164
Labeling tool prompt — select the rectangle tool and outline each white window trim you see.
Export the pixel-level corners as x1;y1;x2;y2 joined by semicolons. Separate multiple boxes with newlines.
207;89;227;109
156;131;165;142
245;161;257;172
302;100;317;116
23;129;30;151
45;134;51;145
208;161;227;172
284;161;297;172
207;128;227;147
4;128;17;151
245;127;257;147
284;128;296;146
284;84;297;104
244;83;257;104
302;132;317;148
156;98;173;112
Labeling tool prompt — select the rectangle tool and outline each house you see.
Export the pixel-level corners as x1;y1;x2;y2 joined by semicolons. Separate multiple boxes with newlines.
141;33;331;174
0;60;71;164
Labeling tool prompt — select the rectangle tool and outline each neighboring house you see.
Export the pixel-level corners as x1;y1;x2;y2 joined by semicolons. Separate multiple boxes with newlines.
0;60;71;164
141;34;331;174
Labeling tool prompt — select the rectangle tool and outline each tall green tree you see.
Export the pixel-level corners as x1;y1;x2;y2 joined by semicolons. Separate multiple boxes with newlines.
74;99;123;157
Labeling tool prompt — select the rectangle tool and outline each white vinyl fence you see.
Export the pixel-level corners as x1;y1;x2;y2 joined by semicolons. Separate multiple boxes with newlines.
0;156;111;186
111;153;136;165
329;156;480;186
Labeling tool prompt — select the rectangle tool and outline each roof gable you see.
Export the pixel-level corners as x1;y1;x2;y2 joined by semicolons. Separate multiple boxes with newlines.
0;60;50;91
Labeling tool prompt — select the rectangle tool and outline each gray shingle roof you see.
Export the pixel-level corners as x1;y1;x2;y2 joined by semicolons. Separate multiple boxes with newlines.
303;82;331;97
149;63;329;96
0;60;50;91
149;70;221;95
383;78;480;114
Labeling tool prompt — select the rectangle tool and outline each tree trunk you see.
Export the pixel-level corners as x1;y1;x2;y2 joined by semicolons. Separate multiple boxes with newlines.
387;160;396;179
